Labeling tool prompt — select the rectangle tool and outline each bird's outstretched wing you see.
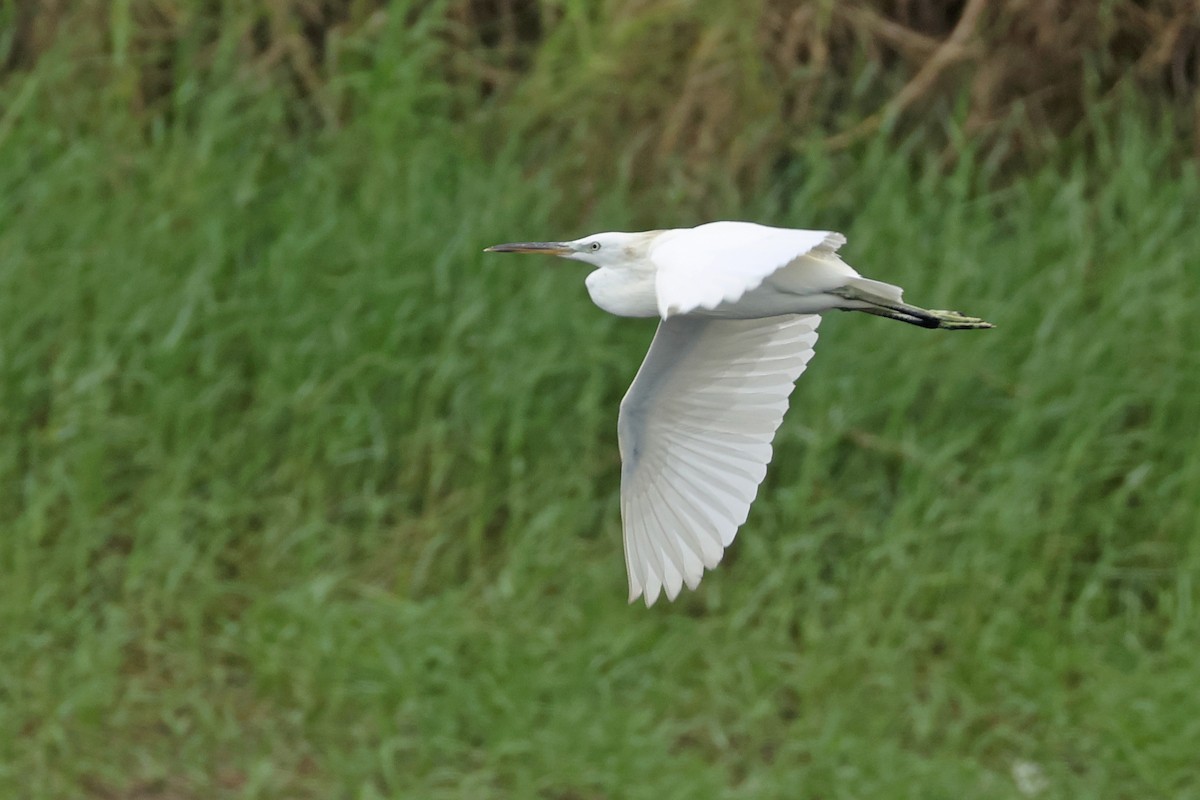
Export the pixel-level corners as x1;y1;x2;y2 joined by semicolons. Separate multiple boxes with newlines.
617;314;821;605
650;221;845;317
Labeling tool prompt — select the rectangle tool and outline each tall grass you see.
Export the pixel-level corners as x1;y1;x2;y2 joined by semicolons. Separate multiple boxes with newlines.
1;4;1198;799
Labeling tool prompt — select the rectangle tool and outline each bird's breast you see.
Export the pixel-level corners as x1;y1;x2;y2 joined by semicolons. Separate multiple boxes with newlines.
585;268;659;318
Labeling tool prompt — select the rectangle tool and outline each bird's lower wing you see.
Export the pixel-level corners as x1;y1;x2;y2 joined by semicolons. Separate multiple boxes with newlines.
616;314;821;606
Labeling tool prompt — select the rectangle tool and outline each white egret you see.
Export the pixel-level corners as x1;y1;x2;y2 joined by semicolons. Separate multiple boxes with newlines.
486;221;992;606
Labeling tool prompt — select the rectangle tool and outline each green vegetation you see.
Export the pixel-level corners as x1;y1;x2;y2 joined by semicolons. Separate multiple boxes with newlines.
1;3;1198;798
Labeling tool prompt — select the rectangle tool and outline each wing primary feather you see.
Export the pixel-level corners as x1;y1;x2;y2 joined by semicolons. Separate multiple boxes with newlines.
666;451;762;500
662;463;744;529
666;438;769;479
668;428;772;463
642;494;687;601
655;472;726;564
621;500;645;602
629;495;667;603
644;479;707;583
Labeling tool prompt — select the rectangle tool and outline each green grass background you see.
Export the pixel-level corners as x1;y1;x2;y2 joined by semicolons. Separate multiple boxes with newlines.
1;5;1199;799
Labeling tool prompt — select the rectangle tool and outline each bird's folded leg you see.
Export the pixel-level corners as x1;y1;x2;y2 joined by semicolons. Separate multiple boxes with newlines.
831;286;993;330
846;305;933;327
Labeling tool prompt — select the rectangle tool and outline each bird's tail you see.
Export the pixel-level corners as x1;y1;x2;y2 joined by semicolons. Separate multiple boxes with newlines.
834;278;994;330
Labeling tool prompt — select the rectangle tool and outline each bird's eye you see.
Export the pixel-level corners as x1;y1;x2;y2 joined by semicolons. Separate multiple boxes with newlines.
588;241;602;251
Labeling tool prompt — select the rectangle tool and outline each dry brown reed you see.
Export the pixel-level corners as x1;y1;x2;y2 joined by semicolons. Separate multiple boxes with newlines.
4;0;1196;189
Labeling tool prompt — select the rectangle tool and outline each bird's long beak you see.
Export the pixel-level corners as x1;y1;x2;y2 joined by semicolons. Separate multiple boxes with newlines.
483;242;572;255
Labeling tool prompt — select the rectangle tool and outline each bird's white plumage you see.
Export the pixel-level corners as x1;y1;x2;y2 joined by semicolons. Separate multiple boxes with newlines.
617;314;821;605
484;220;992;606
650;221;845;318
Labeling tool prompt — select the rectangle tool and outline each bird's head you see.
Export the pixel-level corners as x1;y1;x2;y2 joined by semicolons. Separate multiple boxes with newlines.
484;231;657;268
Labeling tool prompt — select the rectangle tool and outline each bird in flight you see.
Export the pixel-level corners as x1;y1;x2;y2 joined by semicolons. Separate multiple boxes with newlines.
486;222;992;606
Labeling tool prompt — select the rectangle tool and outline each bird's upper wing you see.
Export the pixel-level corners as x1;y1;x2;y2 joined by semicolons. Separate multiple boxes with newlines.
650;222;845;318
616;313;821;605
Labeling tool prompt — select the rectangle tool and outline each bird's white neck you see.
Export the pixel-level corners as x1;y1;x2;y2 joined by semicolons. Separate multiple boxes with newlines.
584;266;659;318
